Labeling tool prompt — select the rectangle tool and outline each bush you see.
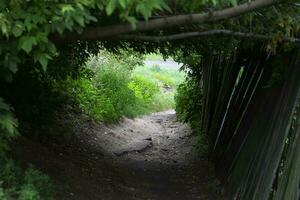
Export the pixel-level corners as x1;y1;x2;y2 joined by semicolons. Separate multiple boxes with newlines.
61;51;184;122
61;50;141;122
175;78;202;123
175;78;208;152
0;98;18;156
62;77;117;121
62;72;137;122
128;75;159;103
93;63;137;121
131;60;185;112
0;159;53;200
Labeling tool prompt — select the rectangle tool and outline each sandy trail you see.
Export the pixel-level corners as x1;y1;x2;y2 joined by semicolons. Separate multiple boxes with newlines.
15;110;220;200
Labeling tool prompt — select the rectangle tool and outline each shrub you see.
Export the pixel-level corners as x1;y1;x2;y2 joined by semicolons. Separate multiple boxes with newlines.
175;77;208;152
61;77;117;121
62;50;141;122
175;78;202;123
128;75;159;103
0;159;53;200
62;51;184;122
0;98;18;156
93;63;137;121
18;185;41;200
131;61;185;112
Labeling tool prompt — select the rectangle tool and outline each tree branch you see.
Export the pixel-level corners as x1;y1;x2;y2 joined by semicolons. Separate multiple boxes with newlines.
52;0;279;44
116;30;300;43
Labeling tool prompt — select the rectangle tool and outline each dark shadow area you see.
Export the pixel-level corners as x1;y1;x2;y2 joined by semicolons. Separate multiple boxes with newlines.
14;109;221;200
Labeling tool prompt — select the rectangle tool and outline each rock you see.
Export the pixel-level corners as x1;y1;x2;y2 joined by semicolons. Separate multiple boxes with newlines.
144;137;152;141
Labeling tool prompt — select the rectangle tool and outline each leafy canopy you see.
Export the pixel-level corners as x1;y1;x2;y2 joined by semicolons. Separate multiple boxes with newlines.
0;0;169;81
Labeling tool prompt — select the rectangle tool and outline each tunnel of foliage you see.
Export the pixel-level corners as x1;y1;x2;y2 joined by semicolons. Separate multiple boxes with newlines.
1;0;300;199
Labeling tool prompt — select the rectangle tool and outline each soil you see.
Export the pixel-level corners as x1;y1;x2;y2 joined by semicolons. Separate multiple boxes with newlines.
14;110;222;200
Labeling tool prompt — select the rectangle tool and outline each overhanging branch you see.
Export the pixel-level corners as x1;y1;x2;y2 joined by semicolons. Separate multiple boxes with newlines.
52;0;279;44
116;30;300;43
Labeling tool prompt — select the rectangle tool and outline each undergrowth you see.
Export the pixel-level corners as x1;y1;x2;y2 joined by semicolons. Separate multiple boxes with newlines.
175;75;208;153
0;159;53;200
0;99;53;200
61;51;184;122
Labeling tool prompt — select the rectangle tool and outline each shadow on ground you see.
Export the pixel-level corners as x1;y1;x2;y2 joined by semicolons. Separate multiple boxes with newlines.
15;110;222;200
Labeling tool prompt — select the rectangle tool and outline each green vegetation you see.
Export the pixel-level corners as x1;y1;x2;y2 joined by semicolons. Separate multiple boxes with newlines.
174;57;208;153
0;98;52;200
0;159;53;200
132;63;184;111
0;98;19;156
60;51;138;122
175;79;206;149
61;51;184;122
145;54;165;61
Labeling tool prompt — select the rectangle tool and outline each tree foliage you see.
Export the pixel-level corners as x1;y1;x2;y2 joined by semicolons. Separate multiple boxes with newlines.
0;0;168;81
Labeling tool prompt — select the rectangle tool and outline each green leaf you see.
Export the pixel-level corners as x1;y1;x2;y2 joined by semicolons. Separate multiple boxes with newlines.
18;36;37;54
86;15;98;23
212;0;217;6
61;4;75;14
159;1;171;12
39;56;48;71
0;98;18;138
12;22;24;37
0;98;10;111
33;52;51;71
229;0;237;6
119;0;127;9
126;16;137;29
106;0;117;16
73;15;85;26
0;116;17;136
4;54;20;73
0;13;10;37
8;63;18;73
136;4;150;20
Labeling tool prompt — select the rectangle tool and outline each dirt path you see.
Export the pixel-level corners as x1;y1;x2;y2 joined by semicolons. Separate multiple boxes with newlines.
15;110;221;200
